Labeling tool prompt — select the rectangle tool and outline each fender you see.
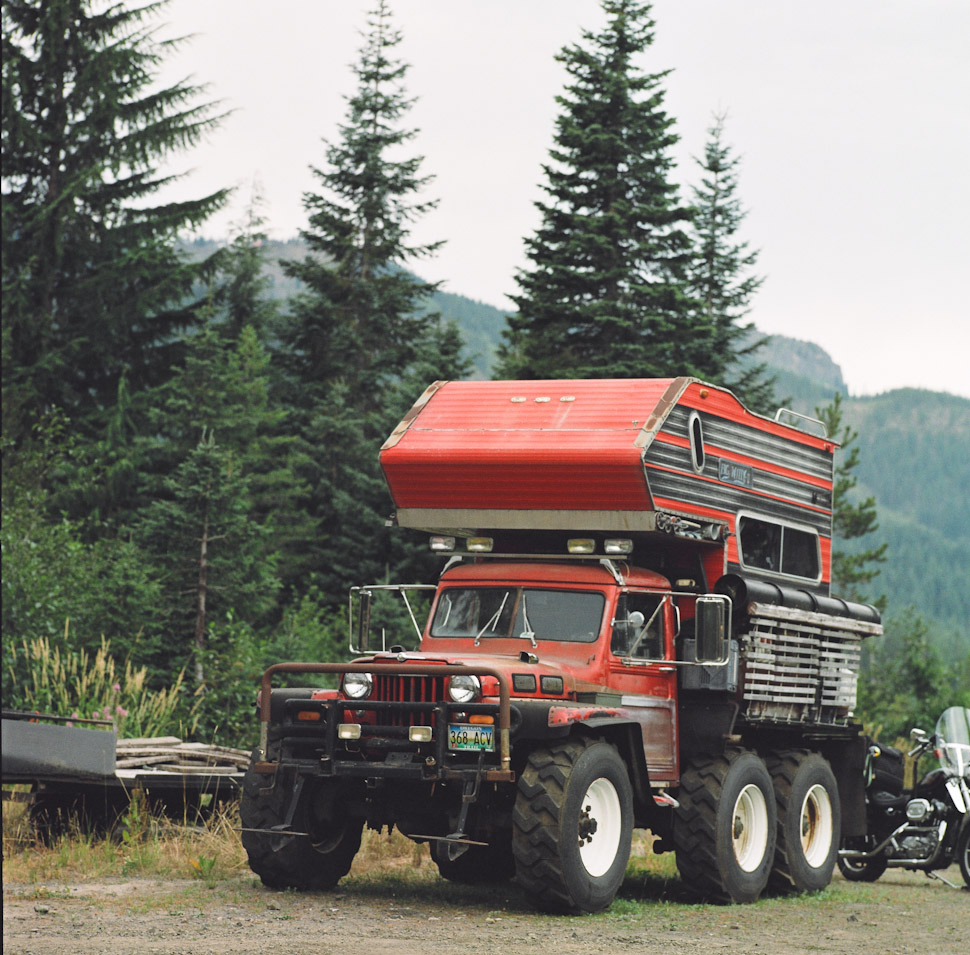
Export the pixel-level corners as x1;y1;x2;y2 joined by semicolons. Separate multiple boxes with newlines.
572;716;657;828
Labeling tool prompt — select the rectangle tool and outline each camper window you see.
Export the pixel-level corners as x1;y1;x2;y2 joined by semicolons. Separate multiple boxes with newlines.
738;515;820;582
688;411;705;473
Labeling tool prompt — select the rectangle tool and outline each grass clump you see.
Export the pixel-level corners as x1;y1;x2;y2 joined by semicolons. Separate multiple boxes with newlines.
6;629;197;737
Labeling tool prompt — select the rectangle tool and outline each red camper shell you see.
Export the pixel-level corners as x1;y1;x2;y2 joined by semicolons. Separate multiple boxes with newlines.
380;378;836;593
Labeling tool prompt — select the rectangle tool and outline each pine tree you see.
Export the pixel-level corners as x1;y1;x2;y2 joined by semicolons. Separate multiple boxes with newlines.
276;0;469;600
855;609;969;740
816;393;887;603
688;114;774;412
135;429;278;686
1;0;228;431
498;0;698;381
280;0;441;404
215;187;280;341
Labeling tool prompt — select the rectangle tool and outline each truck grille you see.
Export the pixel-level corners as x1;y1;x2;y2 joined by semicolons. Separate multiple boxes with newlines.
372;674;447;727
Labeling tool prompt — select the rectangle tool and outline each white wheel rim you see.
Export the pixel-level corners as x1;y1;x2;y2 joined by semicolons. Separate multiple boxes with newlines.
578;777;622;877
800;783;834;868
732;783;769;872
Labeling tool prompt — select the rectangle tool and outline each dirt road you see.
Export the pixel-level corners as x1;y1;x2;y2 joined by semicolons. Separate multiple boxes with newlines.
5;865;967;955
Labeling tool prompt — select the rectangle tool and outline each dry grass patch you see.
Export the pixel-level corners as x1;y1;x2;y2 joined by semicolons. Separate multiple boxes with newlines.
2;792;247;887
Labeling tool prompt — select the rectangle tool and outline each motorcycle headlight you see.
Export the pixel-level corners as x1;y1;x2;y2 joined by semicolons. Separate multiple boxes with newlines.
448;674;481;704
905;797;931;822
342;672;373;700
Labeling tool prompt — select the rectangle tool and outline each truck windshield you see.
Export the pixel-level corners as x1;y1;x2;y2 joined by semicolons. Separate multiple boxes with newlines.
429;588;605;644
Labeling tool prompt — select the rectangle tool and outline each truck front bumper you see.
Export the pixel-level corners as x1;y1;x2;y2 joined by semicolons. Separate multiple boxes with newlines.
253;662;514;784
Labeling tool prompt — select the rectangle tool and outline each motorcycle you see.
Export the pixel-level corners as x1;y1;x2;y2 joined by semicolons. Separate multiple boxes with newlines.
838;705;970;889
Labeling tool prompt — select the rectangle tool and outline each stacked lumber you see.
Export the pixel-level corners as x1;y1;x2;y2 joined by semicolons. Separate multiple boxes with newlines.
115;737;250;775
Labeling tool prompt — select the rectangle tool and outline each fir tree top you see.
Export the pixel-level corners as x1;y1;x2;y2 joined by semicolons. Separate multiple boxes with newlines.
499;0;697;381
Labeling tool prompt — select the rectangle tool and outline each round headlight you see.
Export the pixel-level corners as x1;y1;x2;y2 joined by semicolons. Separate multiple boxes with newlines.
342;672;373;700
448;674;481;704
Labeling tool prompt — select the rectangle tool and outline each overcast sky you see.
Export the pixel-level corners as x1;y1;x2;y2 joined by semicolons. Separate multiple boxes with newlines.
157;0;969;399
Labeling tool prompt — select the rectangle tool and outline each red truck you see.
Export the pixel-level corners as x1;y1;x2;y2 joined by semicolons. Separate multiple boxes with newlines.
240;377;882;912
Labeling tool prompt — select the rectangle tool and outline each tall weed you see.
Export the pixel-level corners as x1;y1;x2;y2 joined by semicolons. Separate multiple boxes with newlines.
7;626;198;738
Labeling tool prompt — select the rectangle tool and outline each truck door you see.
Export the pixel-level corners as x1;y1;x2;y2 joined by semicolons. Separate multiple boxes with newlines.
608;592;678;782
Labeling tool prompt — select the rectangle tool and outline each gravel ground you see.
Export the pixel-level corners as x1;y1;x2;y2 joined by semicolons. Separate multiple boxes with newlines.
4;866;967;955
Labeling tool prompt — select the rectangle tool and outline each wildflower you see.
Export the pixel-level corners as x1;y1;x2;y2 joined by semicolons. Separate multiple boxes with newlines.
91;710;100;719
116;705;128;717
112;683;121;692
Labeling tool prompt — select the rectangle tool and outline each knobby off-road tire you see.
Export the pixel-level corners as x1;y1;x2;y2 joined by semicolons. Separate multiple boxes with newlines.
240;756;362;891
836;837;888;882
673;750;777;903
432;835;516;884
767;750;840;893
512;737;634;914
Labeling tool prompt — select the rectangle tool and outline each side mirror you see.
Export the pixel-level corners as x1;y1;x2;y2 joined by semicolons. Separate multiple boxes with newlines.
356;589;373;653
910;727;926;742
628;611;645;630
695;596;729;663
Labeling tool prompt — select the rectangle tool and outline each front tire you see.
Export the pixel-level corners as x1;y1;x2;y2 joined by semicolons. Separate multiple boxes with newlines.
674;750;777;903
512;738;633;913
240;757;363;891
768;750;840;893
956;822;969;889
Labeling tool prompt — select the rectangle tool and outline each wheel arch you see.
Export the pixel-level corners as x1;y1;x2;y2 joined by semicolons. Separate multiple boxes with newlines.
569;717;656;827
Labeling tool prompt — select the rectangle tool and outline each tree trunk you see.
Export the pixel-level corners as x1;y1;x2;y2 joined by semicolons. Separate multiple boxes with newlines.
194;504;209;687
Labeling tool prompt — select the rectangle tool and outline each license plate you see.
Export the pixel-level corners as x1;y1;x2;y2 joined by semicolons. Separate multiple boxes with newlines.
448;723;494;752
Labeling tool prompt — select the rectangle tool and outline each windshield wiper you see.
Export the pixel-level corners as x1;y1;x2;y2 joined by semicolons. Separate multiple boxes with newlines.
474;592;510;646
518;593;537;648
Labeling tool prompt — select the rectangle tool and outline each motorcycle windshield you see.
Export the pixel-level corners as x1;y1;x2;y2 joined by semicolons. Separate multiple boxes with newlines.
934;706;970;776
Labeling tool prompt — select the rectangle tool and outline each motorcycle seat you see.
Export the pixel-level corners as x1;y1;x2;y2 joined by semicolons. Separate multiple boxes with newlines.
870;790;908;812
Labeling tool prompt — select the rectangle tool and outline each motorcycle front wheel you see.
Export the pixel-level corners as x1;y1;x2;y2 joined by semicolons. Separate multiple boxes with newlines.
836;837;888;883
957;822;970;889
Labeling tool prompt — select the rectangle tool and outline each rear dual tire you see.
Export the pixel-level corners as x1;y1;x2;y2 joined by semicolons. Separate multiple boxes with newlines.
768;750;840;893
674;750;776;903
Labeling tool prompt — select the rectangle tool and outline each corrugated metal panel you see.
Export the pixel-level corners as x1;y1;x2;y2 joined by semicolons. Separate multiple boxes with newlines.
678;408;833;482
645;463;832;534
643;403;833;538
382;378;684;513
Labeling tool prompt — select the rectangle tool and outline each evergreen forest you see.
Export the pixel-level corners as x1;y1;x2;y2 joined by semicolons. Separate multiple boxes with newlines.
3;0;966;748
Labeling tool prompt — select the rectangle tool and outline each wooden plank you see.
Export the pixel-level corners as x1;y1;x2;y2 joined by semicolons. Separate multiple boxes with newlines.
116;736;182;748
115;755;173;769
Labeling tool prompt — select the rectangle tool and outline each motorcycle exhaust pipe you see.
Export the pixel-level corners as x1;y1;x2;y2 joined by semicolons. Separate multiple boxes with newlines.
839;823;908;861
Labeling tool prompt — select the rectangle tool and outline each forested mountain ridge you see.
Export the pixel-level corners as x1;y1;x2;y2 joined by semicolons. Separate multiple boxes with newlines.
834;389;970;655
